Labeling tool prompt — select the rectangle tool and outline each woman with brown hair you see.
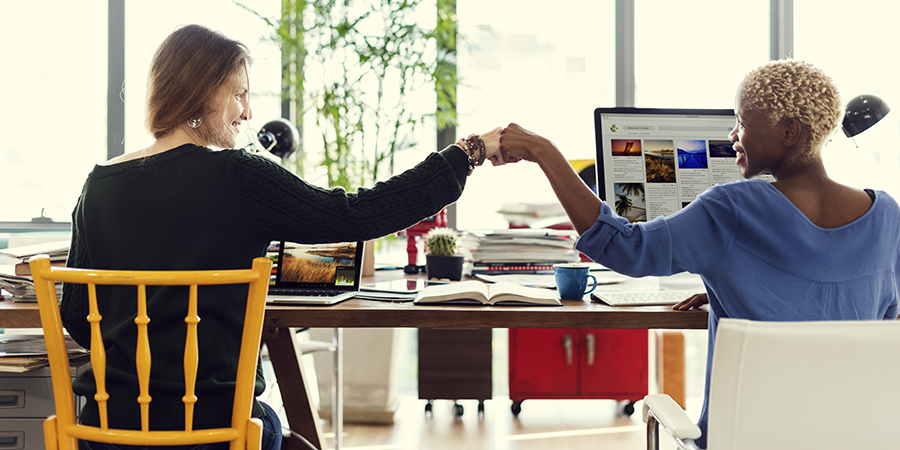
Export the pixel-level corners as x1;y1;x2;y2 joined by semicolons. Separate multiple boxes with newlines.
62;24;503;450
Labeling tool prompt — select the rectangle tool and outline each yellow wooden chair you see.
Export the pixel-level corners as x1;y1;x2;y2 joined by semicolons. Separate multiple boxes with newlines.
29;255;273;450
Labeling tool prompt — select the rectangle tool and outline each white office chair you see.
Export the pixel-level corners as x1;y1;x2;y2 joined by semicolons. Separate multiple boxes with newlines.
643;318;900;450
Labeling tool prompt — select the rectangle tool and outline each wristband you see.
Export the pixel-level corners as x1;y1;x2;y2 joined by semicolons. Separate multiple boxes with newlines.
464;134;486;166
456;134;486;175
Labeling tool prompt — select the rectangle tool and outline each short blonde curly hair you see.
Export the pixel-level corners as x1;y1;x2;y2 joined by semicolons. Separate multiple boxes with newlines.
739;59;842;158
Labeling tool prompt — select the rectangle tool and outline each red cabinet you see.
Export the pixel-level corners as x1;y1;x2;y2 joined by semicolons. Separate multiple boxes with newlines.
508;328;648;416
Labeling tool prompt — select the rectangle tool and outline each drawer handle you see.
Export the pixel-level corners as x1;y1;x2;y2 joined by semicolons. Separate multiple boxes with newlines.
563;334;573;366
585;333;596;366
0;391;24;409
0;432;24;450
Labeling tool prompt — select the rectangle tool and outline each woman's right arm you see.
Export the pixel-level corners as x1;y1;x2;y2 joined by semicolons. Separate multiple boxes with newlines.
232;128;501;244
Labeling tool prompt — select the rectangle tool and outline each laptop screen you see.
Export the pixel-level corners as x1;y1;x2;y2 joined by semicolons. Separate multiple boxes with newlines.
267;240;364;291
593;107;773;223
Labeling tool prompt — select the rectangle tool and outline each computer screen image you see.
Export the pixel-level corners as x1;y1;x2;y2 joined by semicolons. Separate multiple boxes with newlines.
594;107;773;223
276;241;362;287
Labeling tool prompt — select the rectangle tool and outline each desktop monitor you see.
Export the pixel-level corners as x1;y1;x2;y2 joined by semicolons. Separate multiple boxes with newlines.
593;107;772;223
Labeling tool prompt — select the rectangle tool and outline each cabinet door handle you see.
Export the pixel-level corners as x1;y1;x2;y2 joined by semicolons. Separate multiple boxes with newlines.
585;333;596;366
563;333;573;365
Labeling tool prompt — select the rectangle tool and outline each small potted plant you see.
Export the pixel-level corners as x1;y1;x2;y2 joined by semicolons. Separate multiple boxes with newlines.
424;227;464;281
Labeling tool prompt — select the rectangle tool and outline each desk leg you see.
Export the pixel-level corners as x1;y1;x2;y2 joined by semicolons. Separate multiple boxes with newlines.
263;326;323;450
655;331;686;409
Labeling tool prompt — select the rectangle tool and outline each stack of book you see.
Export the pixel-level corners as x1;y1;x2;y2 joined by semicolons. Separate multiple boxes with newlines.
0;334;88;373
0;240;68;302
462;228;580;275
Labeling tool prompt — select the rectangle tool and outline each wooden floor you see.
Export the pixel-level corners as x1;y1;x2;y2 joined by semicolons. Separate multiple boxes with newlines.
261;328;707;450
312;395;701;450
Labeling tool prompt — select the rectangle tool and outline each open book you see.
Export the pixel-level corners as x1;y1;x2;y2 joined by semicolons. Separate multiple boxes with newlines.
414;280;561;306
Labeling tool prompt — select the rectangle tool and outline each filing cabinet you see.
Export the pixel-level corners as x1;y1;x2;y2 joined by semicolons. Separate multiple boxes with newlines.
0;358;89;450
508;328;647;416
418;328;492;417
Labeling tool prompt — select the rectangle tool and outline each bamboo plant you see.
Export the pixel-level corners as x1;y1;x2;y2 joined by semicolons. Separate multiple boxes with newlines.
239;0;458;190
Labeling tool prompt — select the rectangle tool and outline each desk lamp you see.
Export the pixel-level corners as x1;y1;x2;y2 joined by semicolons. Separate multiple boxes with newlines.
842;94;890;139
257;118;299;158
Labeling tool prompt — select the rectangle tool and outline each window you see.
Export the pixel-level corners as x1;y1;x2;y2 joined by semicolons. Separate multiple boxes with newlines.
1;2;107;222
455;0;616;230
0;1;281;224
634;0;769;109
10;2;894;232
794;1;900;196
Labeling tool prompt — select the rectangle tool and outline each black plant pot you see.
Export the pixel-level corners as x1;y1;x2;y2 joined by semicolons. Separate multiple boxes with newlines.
425;255;464;281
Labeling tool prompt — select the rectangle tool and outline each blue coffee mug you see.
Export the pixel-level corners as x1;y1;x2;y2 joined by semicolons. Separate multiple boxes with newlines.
554;263;597;300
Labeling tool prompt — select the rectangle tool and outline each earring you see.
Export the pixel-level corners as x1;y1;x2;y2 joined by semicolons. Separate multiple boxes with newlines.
188;117;202;128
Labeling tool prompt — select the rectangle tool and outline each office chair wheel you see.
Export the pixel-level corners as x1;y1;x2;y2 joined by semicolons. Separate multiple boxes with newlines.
454;402;464;418
619;400;636;417
477;400;485;416
424;400;434;416
510;400;523;416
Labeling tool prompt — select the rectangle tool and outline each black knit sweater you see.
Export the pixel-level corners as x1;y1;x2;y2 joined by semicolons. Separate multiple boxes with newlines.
61;144;468;430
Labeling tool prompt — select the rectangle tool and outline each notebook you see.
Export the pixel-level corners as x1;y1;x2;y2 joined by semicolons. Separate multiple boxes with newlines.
266;240;364;305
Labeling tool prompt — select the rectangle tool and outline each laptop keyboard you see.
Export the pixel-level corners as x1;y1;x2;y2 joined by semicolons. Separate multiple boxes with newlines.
591;290;697;306
270;288;343;297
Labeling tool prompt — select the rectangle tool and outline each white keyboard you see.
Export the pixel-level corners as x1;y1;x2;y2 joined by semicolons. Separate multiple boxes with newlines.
591;290;699;306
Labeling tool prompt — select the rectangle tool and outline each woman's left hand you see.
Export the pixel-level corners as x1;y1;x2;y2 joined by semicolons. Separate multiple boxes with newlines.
673;292;708;310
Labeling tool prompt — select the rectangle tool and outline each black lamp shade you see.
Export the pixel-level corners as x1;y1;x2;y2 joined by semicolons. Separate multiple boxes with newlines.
257;118;299;158
842;95;890;138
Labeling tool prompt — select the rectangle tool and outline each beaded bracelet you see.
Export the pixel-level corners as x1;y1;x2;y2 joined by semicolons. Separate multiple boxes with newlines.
464;134;486;166
456;134;486;175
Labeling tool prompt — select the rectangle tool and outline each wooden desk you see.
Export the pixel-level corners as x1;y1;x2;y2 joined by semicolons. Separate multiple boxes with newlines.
264;298;707;331
0;275;708;450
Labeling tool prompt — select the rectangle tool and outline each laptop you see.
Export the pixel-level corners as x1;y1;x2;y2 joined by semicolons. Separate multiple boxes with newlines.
266;240;364;305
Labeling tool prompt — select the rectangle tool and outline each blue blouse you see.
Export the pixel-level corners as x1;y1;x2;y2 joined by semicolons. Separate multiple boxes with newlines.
574;179;900;447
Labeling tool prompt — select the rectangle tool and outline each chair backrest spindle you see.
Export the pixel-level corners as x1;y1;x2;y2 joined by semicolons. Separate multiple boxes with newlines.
183;284;201;432
86;283;110;430
134;284;152;432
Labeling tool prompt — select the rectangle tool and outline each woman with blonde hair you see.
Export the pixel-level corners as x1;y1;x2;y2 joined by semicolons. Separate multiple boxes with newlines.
498;59;900;448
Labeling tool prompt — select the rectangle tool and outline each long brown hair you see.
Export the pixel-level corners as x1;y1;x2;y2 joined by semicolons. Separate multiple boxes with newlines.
145;24;252;139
